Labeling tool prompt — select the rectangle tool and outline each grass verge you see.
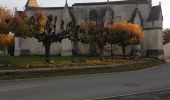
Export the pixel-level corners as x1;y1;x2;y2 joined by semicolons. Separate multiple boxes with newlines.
0;60;165;80
0;55;99;63
0;56;134;70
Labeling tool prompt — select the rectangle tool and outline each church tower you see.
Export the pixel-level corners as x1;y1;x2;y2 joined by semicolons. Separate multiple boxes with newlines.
25;0;38;9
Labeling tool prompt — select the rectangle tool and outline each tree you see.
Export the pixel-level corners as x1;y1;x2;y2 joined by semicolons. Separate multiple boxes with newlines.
79;20;108;59
0;34;14;51
107;29;117;56
106;22;144;59
67;22;80;55
0;7;12;34
0;7;13;54
11;12;71;62
10;11;30;37
163;28;170;44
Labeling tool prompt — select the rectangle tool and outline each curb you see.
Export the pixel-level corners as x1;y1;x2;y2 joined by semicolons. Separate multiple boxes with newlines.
0;64;123;74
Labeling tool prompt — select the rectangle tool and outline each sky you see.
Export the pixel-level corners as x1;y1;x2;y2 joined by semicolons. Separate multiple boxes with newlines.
0;0;169;29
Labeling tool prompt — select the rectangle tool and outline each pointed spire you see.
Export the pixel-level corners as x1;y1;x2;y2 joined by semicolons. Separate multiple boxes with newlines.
66;0;68;4
107;0;110;9
159;1;161;6
104;0;113;25
65;0;68;7
107;0;109;4
63;0;72;29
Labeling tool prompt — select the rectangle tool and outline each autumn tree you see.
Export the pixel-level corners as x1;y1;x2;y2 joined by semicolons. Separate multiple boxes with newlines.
67;22;80;55
0;34;14;51
0;7;12;35
11;12;71;62
106;22;144;59
0;7;14;54
107;29;117;56
163;28;170;44
79;21;108;59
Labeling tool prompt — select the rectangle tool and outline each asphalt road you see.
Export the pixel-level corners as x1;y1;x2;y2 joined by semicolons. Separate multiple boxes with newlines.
0;63;170;100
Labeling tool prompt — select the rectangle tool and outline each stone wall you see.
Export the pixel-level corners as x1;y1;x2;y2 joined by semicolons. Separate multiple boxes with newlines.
73;3;150;25
163;43;170;59
14;37;61;56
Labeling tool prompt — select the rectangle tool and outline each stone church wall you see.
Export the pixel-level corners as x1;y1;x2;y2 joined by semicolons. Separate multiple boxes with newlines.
15;37;61;55
163;43;170;59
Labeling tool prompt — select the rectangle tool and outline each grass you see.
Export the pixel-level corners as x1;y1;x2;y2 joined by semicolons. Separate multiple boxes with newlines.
0;55;134;70
0;55;100;63
0;60;166;80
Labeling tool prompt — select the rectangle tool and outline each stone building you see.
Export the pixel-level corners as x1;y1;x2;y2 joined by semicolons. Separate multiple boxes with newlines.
14;0;164;59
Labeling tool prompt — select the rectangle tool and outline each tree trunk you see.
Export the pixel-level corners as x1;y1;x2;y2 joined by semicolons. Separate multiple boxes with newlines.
111;44;113;56
44;44;51;63
122;45;126;59
73;41;79;55
131;44;135;58
99;46;104;60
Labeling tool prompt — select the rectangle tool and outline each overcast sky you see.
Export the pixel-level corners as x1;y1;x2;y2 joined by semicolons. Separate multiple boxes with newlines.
0;0;169;29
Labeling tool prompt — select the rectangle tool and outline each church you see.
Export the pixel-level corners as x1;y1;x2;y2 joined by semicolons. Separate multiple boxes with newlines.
14;0;164;59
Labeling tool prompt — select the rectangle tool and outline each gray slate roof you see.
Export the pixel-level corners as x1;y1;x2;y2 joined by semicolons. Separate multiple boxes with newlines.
26;7;72;10
73;0;148;6
147;5;162;21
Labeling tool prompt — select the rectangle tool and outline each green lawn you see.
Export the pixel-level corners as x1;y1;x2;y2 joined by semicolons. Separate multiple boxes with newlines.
0;55;134;70
0;55;100;63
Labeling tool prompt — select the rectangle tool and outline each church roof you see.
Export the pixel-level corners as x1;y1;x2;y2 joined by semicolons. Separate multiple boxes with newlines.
26;7;72;10
147;5;162;21
73;0;148;6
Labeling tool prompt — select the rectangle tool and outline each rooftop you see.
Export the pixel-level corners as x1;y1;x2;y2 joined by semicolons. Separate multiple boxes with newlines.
73;0;148;6
147;5;162;21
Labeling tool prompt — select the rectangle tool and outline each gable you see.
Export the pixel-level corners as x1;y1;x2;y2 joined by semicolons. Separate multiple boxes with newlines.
129;8;143;26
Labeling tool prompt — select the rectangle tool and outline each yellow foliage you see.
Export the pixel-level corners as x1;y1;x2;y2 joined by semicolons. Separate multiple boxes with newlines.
0;7;12;34
81;21;97;29
105;22;144;39
0;34;14;50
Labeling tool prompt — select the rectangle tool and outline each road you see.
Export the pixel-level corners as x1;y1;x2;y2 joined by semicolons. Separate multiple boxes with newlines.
0;63;170;100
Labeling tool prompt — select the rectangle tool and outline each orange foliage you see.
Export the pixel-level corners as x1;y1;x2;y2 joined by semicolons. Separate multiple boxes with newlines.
0;34;14;50
105;22;144;39
0;7;12;34
81;21;97;29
